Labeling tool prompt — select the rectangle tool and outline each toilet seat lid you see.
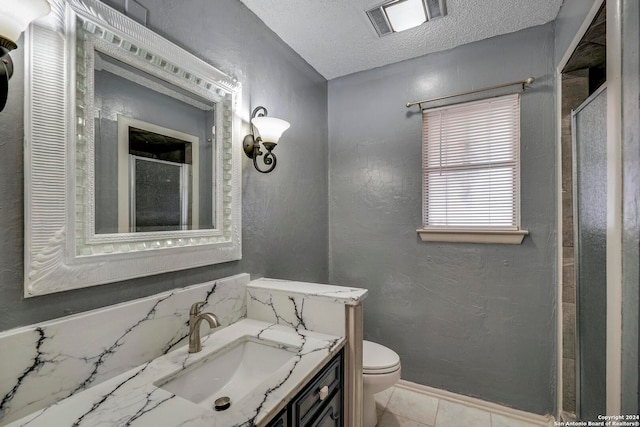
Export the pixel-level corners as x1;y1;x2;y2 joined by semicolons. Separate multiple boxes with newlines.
363;340;400;374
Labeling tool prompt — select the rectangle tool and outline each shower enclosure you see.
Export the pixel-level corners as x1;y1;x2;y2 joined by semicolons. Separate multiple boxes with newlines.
572;84;607;420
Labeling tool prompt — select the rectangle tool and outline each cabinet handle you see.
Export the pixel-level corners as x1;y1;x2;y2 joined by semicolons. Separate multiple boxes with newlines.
318;385;329;401
330;408;339;421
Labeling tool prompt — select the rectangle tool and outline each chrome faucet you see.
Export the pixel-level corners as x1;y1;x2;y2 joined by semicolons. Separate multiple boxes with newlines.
188;301;220;353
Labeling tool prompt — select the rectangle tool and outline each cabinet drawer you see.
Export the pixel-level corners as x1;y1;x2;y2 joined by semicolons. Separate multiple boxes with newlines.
293;353;342;426
266;407;289;427
310;390;341;427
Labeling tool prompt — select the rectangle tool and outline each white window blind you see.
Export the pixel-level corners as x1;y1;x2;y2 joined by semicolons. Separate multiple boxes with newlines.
422;94;521;230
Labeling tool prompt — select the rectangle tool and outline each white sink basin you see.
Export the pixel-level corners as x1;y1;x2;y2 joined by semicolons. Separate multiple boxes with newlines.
155;337;298;410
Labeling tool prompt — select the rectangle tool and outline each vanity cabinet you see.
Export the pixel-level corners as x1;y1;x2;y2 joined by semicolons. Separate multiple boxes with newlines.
266;350;343;427
268;408;289;427
306;390;342;427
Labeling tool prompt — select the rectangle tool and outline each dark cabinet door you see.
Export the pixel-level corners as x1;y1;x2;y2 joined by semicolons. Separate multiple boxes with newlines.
266;408;289;427
293;355;342;426
265;350;343;427
309;391;341;427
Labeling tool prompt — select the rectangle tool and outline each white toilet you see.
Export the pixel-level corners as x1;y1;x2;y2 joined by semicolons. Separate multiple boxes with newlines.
362;340;401;427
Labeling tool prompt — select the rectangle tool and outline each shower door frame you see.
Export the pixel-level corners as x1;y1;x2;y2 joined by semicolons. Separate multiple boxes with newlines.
571;83;608;418
554;0;625;417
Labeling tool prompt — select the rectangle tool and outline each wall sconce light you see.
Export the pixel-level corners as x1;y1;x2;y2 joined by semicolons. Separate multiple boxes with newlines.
0;0;51;112
243;106;290;173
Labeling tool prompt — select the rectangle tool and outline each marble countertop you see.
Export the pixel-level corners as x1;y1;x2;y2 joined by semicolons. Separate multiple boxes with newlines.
249;278;368;306
6;319;344;427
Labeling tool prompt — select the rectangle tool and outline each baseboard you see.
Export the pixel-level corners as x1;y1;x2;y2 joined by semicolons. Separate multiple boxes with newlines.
396;380;556;426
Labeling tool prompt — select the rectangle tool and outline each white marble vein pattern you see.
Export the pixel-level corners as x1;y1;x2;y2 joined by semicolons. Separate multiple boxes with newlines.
0;274;248;425
247;287;346;336
5;319;344;427
249;278;368;306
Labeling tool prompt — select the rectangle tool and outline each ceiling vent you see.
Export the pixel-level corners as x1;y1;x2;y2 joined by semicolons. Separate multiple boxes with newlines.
366;0;447;37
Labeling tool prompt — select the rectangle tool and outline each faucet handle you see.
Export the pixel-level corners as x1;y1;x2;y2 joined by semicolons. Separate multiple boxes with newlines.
189;301;207;315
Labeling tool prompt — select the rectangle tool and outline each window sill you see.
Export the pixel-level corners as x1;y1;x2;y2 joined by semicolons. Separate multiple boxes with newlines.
417;229;529;244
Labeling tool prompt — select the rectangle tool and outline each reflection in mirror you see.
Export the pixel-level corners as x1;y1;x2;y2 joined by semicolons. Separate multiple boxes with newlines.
124;120;197;232
93;51;216;234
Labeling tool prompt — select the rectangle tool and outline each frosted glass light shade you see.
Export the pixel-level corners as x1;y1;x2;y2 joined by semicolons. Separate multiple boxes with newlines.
252;117;290;144
0;0;51;44
384;0;426;32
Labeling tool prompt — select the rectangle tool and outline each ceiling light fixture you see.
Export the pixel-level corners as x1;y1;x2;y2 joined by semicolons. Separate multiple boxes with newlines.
366;0;447;37
384;0;427;32
243;106;290;173
0;0;51;112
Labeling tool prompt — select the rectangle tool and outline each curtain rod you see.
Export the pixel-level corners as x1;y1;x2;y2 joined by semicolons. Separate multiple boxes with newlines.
406;77;535;109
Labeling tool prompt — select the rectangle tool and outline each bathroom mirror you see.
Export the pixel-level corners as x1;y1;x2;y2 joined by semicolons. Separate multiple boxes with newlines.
24;0;242;297
93;52;216;234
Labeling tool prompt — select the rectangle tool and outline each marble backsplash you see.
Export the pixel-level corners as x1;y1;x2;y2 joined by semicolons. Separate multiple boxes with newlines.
247;278;368;336
0;274;248;425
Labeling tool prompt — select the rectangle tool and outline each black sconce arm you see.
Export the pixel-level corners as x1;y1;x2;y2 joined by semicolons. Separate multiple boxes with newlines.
243;106;278;174
0;46;14;112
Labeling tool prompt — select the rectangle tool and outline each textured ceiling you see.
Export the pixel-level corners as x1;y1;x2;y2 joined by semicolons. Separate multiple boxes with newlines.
240;0;564;80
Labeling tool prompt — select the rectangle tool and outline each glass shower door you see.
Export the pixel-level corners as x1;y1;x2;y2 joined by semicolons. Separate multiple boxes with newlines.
572;84;607;420
130;156;190;232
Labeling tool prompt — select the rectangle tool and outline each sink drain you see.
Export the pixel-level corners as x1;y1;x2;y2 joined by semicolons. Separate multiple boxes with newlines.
214;396;231;411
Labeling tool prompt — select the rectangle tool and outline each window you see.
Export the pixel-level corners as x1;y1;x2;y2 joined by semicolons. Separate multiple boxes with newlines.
418;93;528;244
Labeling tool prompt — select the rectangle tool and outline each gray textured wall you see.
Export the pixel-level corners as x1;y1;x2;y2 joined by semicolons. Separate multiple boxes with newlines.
0;0;329;331
328;24;557;415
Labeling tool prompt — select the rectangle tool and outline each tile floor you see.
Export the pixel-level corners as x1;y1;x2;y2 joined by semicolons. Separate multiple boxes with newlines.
374;386;545;427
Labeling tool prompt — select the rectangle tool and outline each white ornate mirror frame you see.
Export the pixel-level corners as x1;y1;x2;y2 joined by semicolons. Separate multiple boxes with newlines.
24;0;242;297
